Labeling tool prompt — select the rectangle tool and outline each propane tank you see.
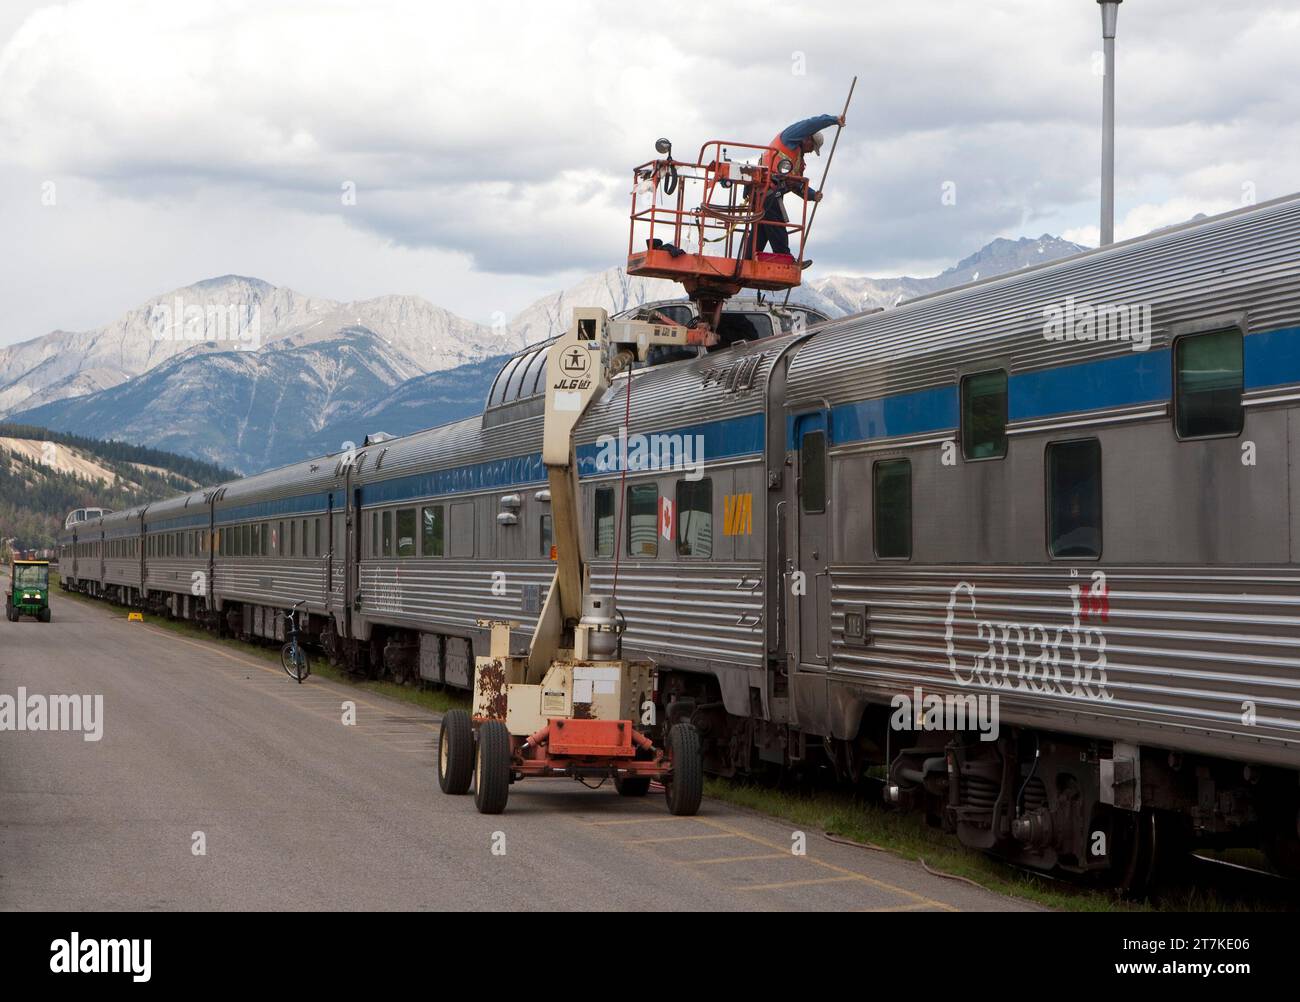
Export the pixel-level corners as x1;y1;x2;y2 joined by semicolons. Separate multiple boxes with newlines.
579;594;620;659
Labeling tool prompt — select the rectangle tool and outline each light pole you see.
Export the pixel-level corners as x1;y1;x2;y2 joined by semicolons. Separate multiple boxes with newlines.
1098;0;1122;246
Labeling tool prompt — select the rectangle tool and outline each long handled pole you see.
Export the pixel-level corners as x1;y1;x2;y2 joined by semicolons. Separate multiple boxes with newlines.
784;75;856;306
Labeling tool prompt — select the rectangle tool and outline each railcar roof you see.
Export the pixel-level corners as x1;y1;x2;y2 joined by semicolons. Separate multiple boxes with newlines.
786;191;1300;406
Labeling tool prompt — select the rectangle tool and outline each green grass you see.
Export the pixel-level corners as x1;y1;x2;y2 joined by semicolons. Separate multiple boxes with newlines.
703;779;1295;912
52;575;469;716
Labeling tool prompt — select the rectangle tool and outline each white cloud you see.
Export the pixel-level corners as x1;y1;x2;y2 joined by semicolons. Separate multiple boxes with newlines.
0;0;1297;341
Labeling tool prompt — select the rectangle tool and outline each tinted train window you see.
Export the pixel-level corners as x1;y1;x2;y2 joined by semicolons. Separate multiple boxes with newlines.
800;431;826;513
716;312;772;348
962;370;1008;459
396;508;417;557
370;513;377;558
540;514;553;557
1175;329;1243;438
381;511;392;557
1048;439;1102;558
627;484;658;557
422;505;445;556
243;524;251;557
594;487;615;558
676;479;712;558
873;459;912;559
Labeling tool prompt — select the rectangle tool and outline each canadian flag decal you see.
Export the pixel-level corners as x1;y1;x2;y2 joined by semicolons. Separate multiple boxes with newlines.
660;496;675;542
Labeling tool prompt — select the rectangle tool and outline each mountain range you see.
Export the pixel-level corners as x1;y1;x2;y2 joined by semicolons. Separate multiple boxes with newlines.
6;233;1086;474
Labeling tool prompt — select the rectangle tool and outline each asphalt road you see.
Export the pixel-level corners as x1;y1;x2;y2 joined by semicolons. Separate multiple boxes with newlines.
0;586;1034;911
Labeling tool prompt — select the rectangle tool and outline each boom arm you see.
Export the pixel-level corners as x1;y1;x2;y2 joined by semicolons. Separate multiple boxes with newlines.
525;307;710;677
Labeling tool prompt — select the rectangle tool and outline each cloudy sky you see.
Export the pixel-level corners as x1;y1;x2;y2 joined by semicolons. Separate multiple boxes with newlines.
0;0;1296;344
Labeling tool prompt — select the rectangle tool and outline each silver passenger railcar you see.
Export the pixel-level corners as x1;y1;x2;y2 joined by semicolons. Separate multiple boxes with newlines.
58;198;1300;885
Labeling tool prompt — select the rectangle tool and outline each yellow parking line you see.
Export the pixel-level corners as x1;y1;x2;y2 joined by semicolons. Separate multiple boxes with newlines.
693;817;956;911
688;852;788;865
625;833;737;846
740;875;864;892
588;816;690;827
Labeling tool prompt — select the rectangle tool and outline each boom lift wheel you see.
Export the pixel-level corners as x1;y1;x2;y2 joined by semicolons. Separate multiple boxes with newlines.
474;720;512;815
437;708;474;795
614;776;651;797
664;722;703;816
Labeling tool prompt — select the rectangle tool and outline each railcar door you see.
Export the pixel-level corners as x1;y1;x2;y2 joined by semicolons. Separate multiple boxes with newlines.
789;411;830;669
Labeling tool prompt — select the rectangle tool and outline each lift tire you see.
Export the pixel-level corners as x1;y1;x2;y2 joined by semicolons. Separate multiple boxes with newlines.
615;776;651;797
665;723;703;816
437;709;474;795
38;608;51;623
473;720;511;815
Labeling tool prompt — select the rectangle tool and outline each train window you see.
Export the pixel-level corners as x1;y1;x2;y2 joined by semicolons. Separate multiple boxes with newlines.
715;312;773;349
676;479;712;558
381;511;392;557
540;514;553;556
251;524;261;556
873;459;912;559
594;487;615;558
396;508;417;557
302;520;309;556
262;524;270;556
1047;439;1102;559
370;513;377;558
422;505;445;556
488;355;524;408
290;520;298;557
800;431;827;513
1175;329;1244;439
962;369;1008;460
243;524;252;557
627;484;658;557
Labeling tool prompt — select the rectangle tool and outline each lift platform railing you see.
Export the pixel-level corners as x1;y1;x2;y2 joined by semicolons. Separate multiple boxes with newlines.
626;140;810;298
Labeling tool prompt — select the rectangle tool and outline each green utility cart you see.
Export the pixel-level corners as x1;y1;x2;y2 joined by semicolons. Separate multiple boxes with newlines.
7;559;51;622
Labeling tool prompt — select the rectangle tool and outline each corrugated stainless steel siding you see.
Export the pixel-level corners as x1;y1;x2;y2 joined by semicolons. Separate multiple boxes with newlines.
829;564;1300;762
214;560;329;610
576;336;796;446
589;562;765;668
146;558;207;595
357;559;553;631
788;195;1300;405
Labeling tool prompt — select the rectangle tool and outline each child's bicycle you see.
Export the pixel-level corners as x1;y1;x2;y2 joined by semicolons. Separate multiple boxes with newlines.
279;600;311;683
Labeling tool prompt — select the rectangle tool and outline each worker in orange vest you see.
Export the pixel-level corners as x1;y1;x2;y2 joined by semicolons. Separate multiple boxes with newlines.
746;113;844;265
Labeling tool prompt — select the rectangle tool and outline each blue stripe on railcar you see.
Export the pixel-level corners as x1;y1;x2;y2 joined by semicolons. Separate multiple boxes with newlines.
1244;325;1300;389
214;492;336;524
1009;349;1172;421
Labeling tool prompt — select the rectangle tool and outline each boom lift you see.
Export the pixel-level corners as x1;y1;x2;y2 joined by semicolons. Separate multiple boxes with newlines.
436;134;813;815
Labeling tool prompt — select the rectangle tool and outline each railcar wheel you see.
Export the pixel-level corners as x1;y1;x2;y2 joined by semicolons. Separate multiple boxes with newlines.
1104;807;1162;899
614;776;651;797
1262;810;1300;880
664;723;703;816
473;720;511;815
437;709;474;795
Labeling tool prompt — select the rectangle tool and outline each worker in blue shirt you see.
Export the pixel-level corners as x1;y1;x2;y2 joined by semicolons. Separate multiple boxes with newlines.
747;113;843;264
